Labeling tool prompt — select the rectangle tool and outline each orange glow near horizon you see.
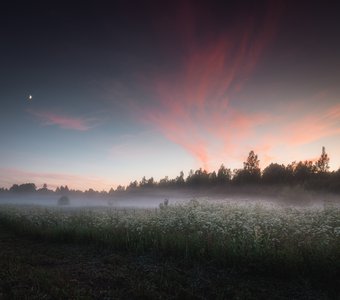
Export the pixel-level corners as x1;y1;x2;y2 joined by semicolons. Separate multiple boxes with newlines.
0;168;115;192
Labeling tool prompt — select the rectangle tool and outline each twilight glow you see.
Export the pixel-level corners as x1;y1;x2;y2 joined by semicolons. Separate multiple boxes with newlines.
0;1;339;190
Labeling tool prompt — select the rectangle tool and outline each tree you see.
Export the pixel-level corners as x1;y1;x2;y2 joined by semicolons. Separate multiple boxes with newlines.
159;176;169;188
175;171;185;187
294;161;316;183
243;151;260;174
316;146;330;173
233;151;261;184
38;183;51;193
58;195;70;206
9;183;36;193
146;177;155;187
262;163;289;184
217;164;231;184
140;176;147;187
209;171;217;185
116;185;125;192
127;180;138;191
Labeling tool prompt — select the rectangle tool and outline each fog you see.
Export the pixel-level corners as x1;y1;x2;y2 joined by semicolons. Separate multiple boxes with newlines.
0;186;339;210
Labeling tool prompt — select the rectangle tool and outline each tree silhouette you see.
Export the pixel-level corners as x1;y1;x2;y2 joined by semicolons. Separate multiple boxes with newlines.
262;163;288;184
2;146;340;195
140;176;147;187
244;150;260;174
233;151;261;184
217;164;231;184
316;146;330;173
56;185;69;194
175;171;185;187
116;185;125;192
293;161;316;184
127;180;138;191
9;183;36;193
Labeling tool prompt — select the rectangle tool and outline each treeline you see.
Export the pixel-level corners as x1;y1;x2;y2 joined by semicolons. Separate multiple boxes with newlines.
1;147;340;195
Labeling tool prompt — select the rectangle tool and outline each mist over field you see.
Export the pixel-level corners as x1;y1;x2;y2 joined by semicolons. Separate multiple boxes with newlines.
1;186;339;210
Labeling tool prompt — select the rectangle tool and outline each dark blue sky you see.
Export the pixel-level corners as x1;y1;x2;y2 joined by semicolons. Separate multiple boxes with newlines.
1;1;340;190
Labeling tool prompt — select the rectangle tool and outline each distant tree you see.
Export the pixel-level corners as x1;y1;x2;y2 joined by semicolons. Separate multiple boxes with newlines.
262;163;288;184
186;168;205;186
329;168;340;192
217;164;231;184
100;190;108;196
159;176;170;188
127;180;138;191
9;184;19;192
85;188;97;196
233;151;261;184
58;195;70;206
175;171;185;187
146;177;155;187
56;185;69;194
140;176;147;187
10;183;36;193
209;171;218;185
293;161;316;184
316;146;330;173
38;183;53;194
190;168;210;186
116;185;125;192
244;151;260;174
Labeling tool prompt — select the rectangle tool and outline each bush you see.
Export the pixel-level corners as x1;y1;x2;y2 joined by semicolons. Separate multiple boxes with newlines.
58;195;70;206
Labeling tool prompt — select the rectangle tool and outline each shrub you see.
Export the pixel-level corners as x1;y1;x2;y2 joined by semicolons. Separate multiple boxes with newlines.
58;195;70;206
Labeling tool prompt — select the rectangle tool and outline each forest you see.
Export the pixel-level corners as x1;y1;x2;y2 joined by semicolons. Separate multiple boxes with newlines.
1;147;339;196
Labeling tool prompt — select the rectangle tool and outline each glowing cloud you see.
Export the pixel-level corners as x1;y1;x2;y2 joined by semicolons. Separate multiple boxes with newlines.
113;2;340;170
283;104;340;146
136;2;282;170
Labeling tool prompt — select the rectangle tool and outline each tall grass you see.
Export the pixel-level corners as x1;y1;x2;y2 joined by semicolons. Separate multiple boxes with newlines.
0;201;339;274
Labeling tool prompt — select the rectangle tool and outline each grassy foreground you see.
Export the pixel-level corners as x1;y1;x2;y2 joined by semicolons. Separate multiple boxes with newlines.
0;201;339;299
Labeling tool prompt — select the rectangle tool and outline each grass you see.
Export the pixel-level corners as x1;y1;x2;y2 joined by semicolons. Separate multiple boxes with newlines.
0;200;339;299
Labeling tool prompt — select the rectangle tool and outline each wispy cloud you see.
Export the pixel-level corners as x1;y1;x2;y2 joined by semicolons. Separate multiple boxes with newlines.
28;110;96;131
134;2;282;170
106;2;339;170
282;104;340;146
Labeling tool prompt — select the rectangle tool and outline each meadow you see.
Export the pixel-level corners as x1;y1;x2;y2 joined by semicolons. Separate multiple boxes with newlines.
0;200;339;276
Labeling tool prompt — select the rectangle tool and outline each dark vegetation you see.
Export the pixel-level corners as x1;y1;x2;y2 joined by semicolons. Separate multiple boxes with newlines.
1;224;337;299
57;195;70;206
0;146;339;196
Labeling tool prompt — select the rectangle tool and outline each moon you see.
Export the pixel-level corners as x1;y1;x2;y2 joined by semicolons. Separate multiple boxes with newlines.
28;95;32;100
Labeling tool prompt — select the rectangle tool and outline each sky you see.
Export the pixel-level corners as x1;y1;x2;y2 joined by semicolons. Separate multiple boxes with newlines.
0;0;340;191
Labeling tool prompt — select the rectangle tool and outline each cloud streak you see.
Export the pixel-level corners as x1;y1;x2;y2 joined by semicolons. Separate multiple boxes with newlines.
135;2;282;170
29;110;95;131
283;104;340;146
111;2;340;170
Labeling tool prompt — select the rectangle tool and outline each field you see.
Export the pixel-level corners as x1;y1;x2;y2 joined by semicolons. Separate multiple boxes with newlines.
0;200;339;299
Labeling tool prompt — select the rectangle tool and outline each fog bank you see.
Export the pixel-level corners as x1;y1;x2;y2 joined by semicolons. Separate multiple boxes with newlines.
0;186;339;209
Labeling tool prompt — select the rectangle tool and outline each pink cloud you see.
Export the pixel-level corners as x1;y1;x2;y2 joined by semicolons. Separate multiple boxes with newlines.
108;3;339;170
29;110;95;131
132;2;282;170
283;104;340;146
